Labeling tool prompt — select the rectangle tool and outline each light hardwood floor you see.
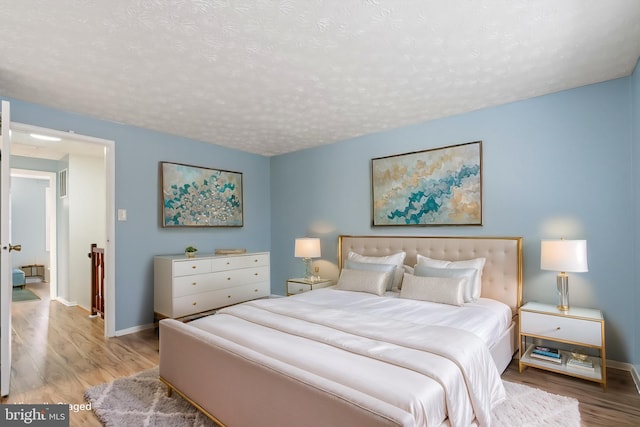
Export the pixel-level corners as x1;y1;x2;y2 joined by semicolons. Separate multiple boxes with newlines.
4;281;640;426
2;281;158;426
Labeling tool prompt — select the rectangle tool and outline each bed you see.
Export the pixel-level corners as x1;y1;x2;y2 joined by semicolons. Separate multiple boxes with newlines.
159;235;523;427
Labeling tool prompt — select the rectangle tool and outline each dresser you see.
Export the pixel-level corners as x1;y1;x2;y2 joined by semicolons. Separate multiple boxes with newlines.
154;252;270;319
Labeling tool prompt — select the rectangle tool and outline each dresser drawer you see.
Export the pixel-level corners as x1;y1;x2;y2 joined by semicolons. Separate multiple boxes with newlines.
211;253;269;272
172;282;270;317
220;282;270;306
172;291;218;318
172;266;269;297
173;259;211;276
172;273;220;297
211;266;269;287
521;310;602;346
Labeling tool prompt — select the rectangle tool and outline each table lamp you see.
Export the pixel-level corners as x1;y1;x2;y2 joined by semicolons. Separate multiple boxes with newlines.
540;239;588;311
294;238;321;281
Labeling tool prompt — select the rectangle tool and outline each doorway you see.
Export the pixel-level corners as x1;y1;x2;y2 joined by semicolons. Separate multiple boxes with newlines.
10;123;115;337
10;169;56;300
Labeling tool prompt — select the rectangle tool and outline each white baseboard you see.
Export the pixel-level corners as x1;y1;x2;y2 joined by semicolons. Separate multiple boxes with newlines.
115;323;155;337
55;297;76;307
632;365;640;395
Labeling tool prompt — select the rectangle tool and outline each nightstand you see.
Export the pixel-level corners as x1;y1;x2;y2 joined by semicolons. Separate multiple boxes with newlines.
519;302;606;390
286;278;333;296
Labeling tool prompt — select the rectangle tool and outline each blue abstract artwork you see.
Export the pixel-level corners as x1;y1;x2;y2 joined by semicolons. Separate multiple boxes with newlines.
161;162;243;227
371;141;482;226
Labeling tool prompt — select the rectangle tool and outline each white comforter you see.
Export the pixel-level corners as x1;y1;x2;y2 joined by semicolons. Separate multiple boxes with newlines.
190;290;507;426
290;287;513;346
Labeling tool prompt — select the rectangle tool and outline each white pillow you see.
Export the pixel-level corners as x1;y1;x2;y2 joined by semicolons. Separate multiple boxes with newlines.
336;268;390;296
348;251;406;290
344;260;396;291
413;264;477;303
416;254;486;301
399;273;465;306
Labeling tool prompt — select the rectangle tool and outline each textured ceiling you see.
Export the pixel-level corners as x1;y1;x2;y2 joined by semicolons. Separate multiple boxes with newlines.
1;1;640;156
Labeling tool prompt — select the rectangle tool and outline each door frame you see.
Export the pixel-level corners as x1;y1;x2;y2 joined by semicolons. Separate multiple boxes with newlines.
11;122;116;337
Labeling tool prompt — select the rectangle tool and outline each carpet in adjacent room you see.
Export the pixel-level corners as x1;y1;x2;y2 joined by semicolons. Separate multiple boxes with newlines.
12;287;40;302
84;367;580;427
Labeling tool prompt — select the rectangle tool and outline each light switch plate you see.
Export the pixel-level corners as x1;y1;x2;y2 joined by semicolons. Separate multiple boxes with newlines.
117;209;127;221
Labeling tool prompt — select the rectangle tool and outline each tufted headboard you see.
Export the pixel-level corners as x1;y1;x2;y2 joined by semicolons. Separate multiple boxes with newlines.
338;235;523;313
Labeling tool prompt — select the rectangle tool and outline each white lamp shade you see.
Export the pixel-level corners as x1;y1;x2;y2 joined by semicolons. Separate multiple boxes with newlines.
540;240;588;272
294;238;321;258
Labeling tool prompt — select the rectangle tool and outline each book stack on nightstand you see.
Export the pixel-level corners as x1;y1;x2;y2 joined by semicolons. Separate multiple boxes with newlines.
566;353;595;373
529;346;562;364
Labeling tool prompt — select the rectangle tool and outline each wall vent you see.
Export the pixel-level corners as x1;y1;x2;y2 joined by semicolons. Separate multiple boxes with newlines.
59;168;68;198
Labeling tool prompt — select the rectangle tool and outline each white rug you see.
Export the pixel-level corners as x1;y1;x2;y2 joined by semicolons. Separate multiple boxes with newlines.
495;381;580;427
84;367;580;427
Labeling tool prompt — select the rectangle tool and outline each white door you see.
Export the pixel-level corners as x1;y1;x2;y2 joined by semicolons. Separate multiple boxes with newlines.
1;100;19;396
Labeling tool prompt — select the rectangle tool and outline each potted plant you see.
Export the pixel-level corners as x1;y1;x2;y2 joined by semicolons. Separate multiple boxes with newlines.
185;246;198;258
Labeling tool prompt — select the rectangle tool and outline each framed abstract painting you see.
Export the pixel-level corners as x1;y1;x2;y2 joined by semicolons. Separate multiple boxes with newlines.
371;141;482;226
161;162;243;227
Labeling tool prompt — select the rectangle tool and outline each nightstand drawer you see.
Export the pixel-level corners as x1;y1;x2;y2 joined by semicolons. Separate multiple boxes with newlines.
287;282;312;295
521;311;602;346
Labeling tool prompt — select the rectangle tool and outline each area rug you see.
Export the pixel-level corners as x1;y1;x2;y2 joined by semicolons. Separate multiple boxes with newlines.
12;287;40;302
84;367;580;427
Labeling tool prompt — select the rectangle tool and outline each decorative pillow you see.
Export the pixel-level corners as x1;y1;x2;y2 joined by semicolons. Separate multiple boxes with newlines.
399;273;465;306
416;254;486;301
402;265;414;275
335;268;390;296
347;251;406;290
413;264;477;302
344;260;396;291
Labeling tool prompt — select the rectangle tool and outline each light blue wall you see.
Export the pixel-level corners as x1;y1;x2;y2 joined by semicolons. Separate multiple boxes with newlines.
632;58;640;372
2;97;271;331
271;77;636;363
10;177;49;269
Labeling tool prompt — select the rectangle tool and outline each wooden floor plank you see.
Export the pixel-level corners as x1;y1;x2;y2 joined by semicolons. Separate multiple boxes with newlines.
3;281;639;426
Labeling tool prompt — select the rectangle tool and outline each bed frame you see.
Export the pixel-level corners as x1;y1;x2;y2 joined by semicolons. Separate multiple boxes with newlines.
159;235;523;427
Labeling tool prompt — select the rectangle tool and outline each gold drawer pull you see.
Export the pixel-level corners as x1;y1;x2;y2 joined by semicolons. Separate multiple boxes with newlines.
254;259;258;262
227;277;231;280
254;273;258;276
227;295;231;298
556;327;561;330
298;288;304;292
191;266;197;269
226;261;230;265
254;288;258;292
192;302;197;306
192;282;197;286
